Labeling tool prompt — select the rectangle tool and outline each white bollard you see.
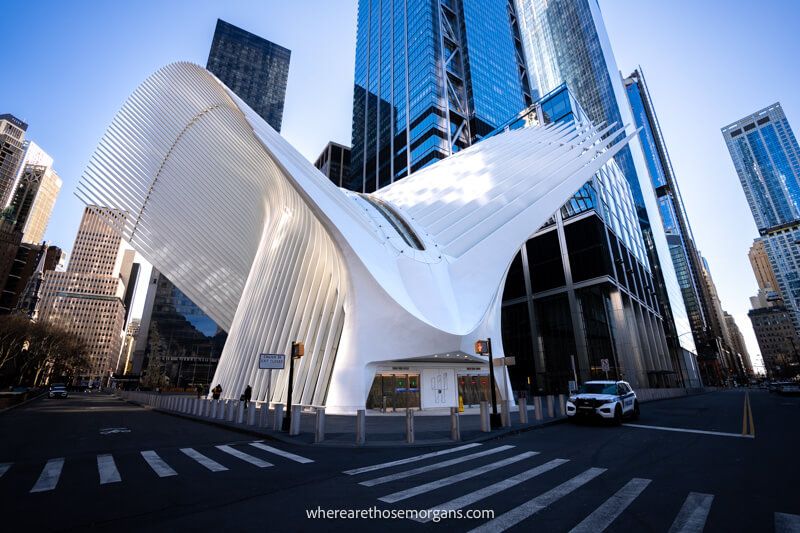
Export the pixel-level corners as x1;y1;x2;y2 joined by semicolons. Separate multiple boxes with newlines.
314;407;325;443
259;403;270;427
519;397;528;424
237;402;245;424
450;407;461;441
210;399;218;418
547;395;555;418
248;404;257;425
405;408;415;443
558;394;566;417
480;401;490;432
273;404;284;431
218;400;227;420
289;405;301;436
356;409;366;445
501;399;511;427
227;401;237;422
534;396;543;421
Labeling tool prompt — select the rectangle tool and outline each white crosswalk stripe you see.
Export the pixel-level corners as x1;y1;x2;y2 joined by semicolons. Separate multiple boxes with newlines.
180;448;228;472
668;492;714;533
411;458;569;523
30;458;64;493
360;445;515;487
343;443;482;475
216;445;272;468
0;463;11;478
97;454;121;484
249;442;314;464
775;512;800;533
569;478;651;533
379;451;538;503
468;467;607;533
141;450;177;477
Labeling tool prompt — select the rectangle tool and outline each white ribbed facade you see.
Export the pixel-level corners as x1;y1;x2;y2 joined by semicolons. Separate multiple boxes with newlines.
77;63;632;413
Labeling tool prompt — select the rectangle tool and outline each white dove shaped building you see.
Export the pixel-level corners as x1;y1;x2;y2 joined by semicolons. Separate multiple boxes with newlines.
77;63;636;413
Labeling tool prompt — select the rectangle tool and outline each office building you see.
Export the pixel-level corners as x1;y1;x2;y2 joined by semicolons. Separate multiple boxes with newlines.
314;142;351;187
38;207;133;385
749;238;781;297
5;163;62;243
723;312;753;376
0;242;61;314
513;0;695;379
749;290;800;378
0;114;27;207
206;19;291;131
723;103;800;332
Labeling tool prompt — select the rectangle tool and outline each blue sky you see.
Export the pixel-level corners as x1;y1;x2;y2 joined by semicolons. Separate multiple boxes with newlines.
3;0;799;364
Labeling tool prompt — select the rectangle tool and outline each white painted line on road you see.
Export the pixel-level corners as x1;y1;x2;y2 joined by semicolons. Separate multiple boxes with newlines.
361;445;515;487
569;478;651;533
775;512;800;533
141;450;177;477
380;451;538;503
668;492;714;533
625;423;755;439
412;458;569;523
97;454;121;484
343;443;482;475
0;463;11;478
249;442;314;464
30;457;65;493
216;445;272;468
180;448;228;472
468;467;606;533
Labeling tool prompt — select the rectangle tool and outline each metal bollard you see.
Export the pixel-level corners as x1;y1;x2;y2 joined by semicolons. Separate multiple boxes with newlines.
227;401;237;422
519;397;528;424
237;402;245;424
480;401;490;432
248;404;257;425
210;399;218;418
219;400;228;420
450;407;461;441
501;399;511;428
405;408;415;443
289;405;301;436
356;409;366;445
315;407;325;443
558;394;566;417
547;395;555;418
534;396;543;421
273;404;284;431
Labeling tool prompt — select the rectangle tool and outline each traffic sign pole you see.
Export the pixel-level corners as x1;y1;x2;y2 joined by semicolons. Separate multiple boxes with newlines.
487;338;501;429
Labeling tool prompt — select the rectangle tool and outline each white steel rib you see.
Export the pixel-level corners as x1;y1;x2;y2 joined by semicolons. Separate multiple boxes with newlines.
77;62;633;413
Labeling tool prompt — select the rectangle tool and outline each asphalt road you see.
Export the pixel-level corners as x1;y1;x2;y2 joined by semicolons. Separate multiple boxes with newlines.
1;389;798;532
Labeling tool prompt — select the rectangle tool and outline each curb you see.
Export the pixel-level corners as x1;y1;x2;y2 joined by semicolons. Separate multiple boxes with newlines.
0;390;46;414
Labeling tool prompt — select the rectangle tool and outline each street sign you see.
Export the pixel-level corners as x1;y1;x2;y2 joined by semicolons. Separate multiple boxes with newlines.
259;353;286;369
601;358;610;373
492;356;516;367
568;380;577;392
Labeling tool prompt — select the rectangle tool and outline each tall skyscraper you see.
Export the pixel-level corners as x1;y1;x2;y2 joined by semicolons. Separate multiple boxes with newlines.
723;311;753;376
206;19;291;131
749;239;781;297
5;163;62;243
723;103;800;333
314;142;351;187
749;290;799;378
0;114;27;207
38;207;133;385
512;0;695;375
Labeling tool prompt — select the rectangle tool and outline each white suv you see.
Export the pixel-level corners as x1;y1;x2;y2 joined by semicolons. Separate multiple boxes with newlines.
566;380;639;424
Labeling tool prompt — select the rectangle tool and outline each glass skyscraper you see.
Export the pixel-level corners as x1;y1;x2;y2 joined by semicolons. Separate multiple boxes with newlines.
206;19;291;132
723;103;800;338
512;0;695;373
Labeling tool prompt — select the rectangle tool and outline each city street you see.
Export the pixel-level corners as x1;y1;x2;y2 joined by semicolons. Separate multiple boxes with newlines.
1;390;799;532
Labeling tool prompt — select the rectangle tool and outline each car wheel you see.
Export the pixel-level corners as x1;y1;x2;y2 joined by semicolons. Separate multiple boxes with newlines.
631;401;640;421
613;405;622;426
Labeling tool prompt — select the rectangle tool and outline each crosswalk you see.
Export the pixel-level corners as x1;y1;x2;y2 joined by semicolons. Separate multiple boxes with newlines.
1;440;314;495
344;444;800;532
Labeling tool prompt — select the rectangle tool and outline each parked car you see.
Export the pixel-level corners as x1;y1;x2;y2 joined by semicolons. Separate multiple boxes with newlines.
48;384;68;399
566;380;639;425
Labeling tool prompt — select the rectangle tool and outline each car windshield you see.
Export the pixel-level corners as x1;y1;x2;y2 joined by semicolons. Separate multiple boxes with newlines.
578;383;617;395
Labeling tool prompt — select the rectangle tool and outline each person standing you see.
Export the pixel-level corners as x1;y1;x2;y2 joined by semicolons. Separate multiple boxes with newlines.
212;384;222;400
242;385;252;409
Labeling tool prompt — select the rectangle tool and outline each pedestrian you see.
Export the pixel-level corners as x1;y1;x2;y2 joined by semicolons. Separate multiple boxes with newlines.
212;384;222;400
242;384;252;409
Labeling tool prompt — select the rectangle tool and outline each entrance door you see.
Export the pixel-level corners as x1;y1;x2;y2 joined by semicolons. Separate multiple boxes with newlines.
366;373;421;410
457;374;490;406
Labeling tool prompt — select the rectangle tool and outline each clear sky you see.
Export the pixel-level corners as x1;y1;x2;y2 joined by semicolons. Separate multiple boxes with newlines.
3;0;799;367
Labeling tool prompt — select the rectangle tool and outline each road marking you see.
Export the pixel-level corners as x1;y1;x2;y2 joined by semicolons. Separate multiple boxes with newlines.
99;427;131;435
775;512;800;533
141;450;177;477
180;448;228;472
249;442;314;464
741;392;755;437
97;454;121;484
343;443;481;475
380;451;538;503
569;478;652;533
468;467;606;533
0;463;11;478
668;492;714;533
412;458;569;523
30;458;65;493
360;445;515;487
625;423;755;439
216;445;272;468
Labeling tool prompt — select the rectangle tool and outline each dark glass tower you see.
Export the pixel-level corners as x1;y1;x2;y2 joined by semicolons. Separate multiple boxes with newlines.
206;19;291;132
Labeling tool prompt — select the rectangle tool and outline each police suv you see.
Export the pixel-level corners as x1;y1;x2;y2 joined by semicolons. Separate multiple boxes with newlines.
566;380;639;424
